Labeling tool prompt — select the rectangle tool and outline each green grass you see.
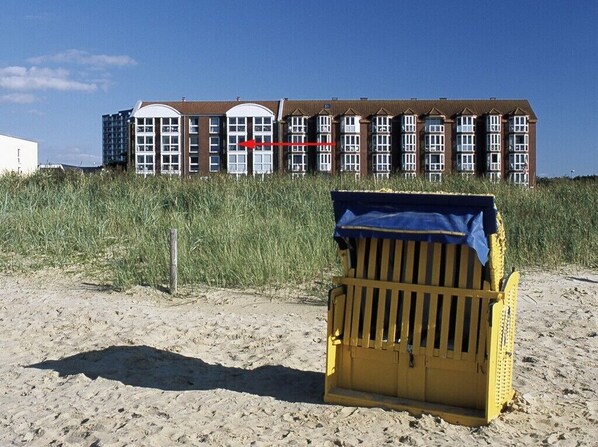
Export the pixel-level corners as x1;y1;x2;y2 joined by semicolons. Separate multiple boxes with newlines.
1;171;596;292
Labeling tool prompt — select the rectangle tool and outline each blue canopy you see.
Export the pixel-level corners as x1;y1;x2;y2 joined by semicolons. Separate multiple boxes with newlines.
331;191;499;265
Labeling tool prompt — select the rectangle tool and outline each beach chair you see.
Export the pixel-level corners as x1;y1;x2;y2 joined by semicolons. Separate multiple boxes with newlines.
324;191;519;426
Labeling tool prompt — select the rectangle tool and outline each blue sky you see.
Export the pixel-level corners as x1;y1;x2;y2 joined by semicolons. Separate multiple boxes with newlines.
0;0;597;177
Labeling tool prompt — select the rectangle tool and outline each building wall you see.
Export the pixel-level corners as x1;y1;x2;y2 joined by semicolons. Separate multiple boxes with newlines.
126;98;537;186
0;134;38;175
102;109;132;165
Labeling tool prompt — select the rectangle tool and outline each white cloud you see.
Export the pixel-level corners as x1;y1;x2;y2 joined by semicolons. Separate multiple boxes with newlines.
0;66;97;92
28;49;137;68
0;92;36;103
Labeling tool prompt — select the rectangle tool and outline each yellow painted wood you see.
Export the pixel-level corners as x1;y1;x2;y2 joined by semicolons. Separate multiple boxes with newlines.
362;239;378;348
375;239;391;349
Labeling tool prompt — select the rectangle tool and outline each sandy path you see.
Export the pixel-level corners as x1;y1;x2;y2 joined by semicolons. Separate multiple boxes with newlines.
0;268;596;446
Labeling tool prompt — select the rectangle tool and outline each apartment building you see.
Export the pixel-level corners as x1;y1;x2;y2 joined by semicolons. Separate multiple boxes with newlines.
0;134;38;175
102;109;132;166
126;98;537;186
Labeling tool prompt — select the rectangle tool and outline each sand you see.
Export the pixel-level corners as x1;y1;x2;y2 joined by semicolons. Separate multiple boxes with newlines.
0;268;596;446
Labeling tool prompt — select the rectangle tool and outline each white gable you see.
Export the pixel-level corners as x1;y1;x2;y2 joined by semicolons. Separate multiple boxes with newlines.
226;103;274;118
133;104;180;118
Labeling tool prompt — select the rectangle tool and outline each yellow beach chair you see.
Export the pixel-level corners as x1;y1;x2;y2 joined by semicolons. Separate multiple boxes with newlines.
325;191;519;426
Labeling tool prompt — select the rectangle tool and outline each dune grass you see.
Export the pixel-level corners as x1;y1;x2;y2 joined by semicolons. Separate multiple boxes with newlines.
0;171;596;292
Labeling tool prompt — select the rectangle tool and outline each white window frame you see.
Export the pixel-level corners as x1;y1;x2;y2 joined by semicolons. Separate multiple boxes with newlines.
425;134;444;152
456;134;475;152
317;115;331;133
317;152;332;172
189;117;199;134
486;115;501;132
162;153;180;175
254;116;272;133
401;114;417;132
509;134;529;152
510;115;529;133
136;135;153;152
425;153;445;172
209;117;220;134
487;133;501;152
162;117;179;133
342;134;360;152
401;133;416;152
509;172;529;186
228;152;247;175
189;154;199;173
317;133;332;152
487;152;501;171
373;153;391;173
487;171;501;182
289;134;306;152
341;153;360;173
189;135;199;153
228;134;245;151
372;134;391;152
456;115;475;133
228;116;246;133
402;153;417;172
288;153;307;173
425;117;444;133
209;155;220;172
372;115;391;133
161;135;179;153
456;153;475;172
253;150;273;175
136;154;154;175
341;116;359;133
209;136;220;153
509;153;528;171
136;118;153;133
426;172;443;182
289;116;307;133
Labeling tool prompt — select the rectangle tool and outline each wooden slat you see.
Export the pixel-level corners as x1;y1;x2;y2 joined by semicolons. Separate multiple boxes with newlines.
350;238;367;347
375;239;391;349
386;240;403;350
398;241;416;352
412;242;428;352
466;255;484;360
439;245;456;358
453;246;470;360
361;239;378;348
427;243;442;356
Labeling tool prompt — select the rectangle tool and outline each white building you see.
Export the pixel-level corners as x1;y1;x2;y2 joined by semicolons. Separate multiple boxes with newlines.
0;134;38;175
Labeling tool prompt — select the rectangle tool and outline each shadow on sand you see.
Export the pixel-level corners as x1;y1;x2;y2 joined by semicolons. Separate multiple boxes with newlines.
28;345;324;404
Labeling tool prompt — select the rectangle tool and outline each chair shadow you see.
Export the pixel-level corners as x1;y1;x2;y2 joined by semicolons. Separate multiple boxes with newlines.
567;276;598;284
28;345;324;404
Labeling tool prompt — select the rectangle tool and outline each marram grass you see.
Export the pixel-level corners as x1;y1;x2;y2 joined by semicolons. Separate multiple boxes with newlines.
0;171;597;292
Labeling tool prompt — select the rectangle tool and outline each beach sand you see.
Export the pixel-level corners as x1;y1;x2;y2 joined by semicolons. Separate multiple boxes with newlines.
0;268;596;446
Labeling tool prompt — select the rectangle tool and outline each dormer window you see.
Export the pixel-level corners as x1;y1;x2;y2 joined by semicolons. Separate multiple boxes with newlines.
289;116;307;133
401;115;417;133
372;116;390;133
486;115;501;132
456;116;475;133
317;115;331;133
509;115;528;133
341;116;359;133
425;117;444;133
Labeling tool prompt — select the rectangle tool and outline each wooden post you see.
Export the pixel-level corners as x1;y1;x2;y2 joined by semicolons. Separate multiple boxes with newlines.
170;228;177;294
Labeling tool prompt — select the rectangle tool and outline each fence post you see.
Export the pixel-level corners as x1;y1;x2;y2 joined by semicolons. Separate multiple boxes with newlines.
170;228;177;294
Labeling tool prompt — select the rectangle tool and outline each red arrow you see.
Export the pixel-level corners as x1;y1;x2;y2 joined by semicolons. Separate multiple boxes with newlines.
239;139;336;150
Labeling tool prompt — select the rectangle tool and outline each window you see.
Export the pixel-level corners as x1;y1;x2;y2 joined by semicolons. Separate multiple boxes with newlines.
342;134;360;152
228;152;247;174
456;153;475;172
342;116;359;133
487;152;501;171
189;135;199;153
317;152;332;172
487;133;501;152
402;133;416;152
508;134;529;152
136;154;154;175
289;116;307;133
425;134;444;152
288;153;307;172
136;118;153;133
228;117;246;133
162;153;180;174
403;172;417;179
425;117;444;133
209;136;220;153
162;135;179;152
255;134;272;145
317;133;332;152
456;116;475;133
341;153;360;173
426;172;443;182
509;153;528;171
456;134;475;152
162;117;179;133
209;155;220;172
253;151;273;175
372;116;390;133
189;117;199;134
209;117;220;134
425;153;445;172
486;115;501;132
290;134;306;152
189;155;199;173
317;115;331;133
510;115;528;133
372;134;391;152
401;114;417;132
136;135;153;152
373;153;391;173
402;153;417;172
509;172;529;186
253;116;272;133
228;134;245;151
487;171;501;182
